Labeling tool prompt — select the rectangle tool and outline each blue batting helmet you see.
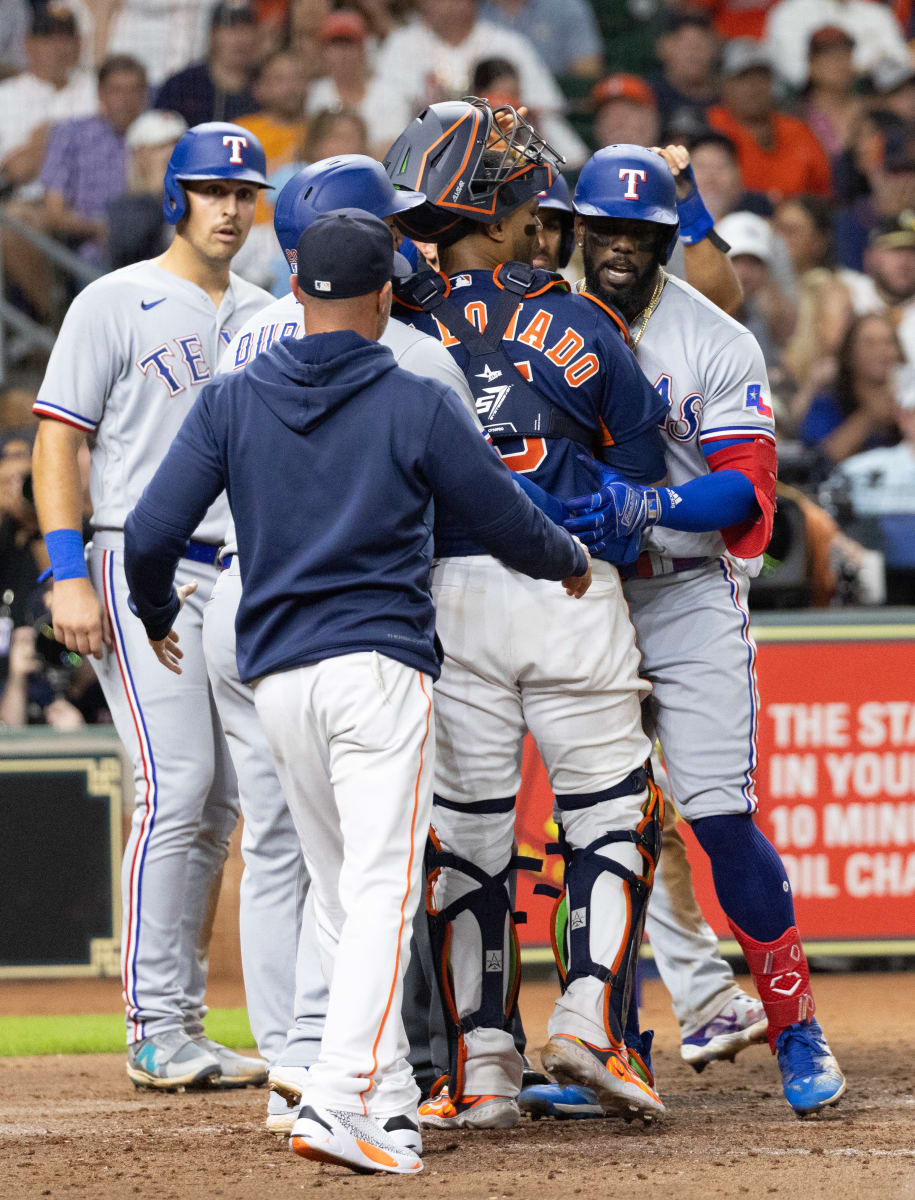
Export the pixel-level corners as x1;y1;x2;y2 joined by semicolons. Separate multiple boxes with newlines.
537;173;574;268
573;144;679;264
273;155;426;269
163;122;271;225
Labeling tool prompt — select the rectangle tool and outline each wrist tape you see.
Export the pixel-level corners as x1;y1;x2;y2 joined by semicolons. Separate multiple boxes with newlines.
44;528;88;581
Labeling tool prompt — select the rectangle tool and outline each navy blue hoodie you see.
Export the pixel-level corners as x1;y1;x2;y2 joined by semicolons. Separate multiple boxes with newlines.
124;330;585;683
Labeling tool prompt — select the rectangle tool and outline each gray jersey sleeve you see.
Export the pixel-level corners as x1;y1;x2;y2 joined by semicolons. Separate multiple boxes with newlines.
396;334;479;425
33;281;122;431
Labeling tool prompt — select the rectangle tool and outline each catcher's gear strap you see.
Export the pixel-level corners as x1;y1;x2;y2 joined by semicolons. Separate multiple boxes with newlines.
705;437;778;559
425;819;540;1096
551;773;663;1043
395;263;596;450
727;921;814;1053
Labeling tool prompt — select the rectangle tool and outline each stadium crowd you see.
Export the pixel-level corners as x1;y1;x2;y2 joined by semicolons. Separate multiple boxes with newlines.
1;0;914;724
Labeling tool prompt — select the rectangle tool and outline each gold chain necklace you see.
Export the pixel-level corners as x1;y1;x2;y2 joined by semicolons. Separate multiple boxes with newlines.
630;268;666;350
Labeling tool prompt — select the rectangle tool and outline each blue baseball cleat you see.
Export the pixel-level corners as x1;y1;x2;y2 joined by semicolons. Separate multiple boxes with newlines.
775;1018;846;1117
518;1082;603;1120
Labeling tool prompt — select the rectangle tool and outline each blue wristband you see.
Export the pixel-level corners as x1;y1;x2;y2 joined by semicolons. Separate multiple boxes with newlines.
676;182;716;246
44;527;89;581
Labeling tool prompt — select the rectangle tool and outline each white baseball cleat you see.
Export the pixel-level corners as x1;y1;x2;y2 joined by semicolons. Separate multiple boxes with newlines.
681;990;768;1072
266;1089;299;1137
290;1104;423;1175
269;1064;310;1105
188;1035;268;1087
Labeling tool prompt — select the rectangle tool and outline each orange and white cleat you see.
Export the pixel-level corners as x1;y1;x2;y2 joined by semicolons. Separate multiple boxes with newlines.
541;1034;665;1119
418;1083;520;1130
290;1104;423;1175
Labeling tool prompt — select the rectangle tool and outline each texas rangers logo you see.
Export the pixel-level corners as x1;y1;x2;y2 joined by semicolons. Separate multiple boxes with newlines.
745;382;773;419
222;134;248;164
619;167;647;200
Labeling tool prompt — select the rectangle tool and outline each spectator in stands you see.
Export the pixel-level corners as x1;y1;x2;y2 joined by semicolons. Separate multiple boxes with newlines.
834;121;915;269
707;39;833;200
0;0;30;78
306;10;409;158
802;25;862;158
68;0;217;89
38;54;148;265
373;0;585;164
291;0;333;76
650;12;720;138
154;0;259;128
478;0;603;79
303;107;369;160
823;368;915;603
0;6;96;193
591;73;660;150
870;58;915;126
0;431;45;632
775;194;867;389
238;50;309;196
764;0;911;92
105;109;187;269
861;215;915;363
718;209;797;367
797;312;904;463
469;57;588;168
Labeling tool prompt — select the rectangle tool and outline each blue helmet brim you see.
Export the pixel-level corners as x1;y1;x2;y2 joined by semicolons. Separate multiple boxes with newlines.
386;186;427;215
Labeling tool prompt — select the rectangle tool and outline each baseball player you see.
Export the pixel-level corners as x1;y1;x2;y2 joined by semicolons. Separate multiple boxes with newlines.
122;206;591;1174
556;145;845;1118
204;154;479;1139
519;158;766;1122
31;122;274;1090
382;98;671;1129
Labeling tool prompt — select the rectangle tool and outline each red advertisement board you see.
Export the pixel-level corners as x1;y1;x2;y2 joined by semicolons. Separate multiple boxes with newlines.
515;625;915;955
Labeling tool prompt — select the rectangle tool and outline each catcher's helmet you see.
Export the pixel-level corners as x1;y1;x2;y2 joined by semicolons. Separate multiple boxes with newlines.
382;97;563;245
537;173;574;269
273;155;425;269
163;121;271;225
573;144;679;264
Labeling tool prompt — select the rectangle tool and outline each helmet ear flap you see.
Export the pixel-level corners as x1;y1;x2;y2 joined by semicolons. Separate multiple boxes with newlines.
163;178;187;226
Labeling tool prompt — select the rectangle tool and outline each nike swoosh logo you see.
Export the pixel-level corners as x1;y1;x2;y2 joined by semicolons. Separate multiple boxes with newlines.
141;298;166;310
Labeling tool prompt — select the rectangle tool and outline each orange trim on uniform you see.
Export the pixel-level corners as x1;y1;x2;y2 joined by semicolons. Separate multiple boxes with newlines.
576;290;631;344
361;672;432;1111
598;416;615;447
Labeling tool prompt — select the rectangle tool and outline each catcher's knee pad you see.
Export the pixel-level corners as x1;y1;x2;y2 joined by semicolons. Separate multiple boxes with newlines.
425;794;539;1096
536;766;664;1044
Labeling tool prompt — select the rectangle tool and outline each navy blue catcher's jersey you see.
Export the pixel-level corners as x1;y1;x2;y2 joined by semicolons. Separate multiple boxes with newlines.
393;267;667;557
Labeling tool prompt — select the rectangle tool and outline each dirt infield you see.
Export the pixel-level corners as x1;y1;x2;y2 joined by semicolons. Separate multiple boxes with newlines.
1;973;913;1200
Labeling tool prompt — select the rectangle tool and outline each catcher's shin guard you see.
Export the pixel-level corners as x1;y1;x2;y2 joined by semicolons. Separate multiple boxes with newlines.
538;767;663;1044
425;797;539;1098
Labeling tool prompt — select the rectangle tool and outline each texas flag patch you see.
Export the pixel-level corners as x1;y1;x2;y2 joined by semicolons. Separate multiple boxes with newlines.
745;382;773;419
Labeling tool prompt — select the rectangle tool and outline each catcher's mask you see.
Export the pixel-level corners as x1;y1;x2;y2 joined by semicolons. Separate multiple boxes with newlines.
382;96;565;246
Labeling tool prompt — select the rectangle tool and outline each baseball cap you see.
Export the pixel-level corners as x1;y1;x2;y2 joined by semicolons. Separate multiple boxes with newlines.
126;110;188;150
296;207;396;298
868;211;915;250
210;1;256;29
872;57;915;96
31;3;78;37
591;74;656;111
808;25;855;54
717;210;774;264
721;39;773;79
319;10;368;42
658;11;713;36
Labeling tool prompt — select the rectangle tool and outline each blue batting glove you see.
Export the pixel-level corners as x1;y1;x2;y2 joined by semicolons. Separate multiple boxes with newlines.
564;456;663;542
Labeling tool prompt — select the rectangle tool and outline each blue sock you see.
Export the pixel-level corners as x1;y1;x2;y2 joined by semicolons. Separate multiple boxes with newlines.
690;813;795;943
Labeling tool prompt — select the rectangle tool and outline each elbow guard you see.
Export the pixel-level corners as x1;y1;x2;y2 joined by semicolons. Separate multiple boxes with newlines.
705;436;777;558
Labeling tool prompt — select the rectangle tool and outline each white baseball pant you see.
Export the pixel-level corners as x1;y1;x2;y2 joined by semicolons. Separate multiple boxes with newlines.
253;651;434;1118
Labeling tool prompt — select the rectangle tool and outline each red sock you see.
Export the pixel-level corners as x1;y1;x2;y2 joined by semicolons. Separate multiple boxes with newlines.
727;921;815;1052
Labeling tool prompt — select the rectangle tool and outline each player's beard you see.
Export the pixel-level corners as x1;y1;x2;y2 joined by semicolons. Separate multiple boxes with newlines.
582;247;661;324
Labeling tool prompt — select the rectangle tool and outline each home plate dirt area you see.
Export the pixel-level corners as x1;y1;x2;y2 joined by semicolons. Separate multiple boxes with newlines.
1;974;912;1200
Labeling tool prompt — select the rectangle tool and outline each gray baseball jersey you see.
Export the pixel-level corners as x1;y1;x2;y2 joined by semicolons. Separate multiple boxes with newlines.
35;259;273;1046
35;260;270;542
634;274;775;574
